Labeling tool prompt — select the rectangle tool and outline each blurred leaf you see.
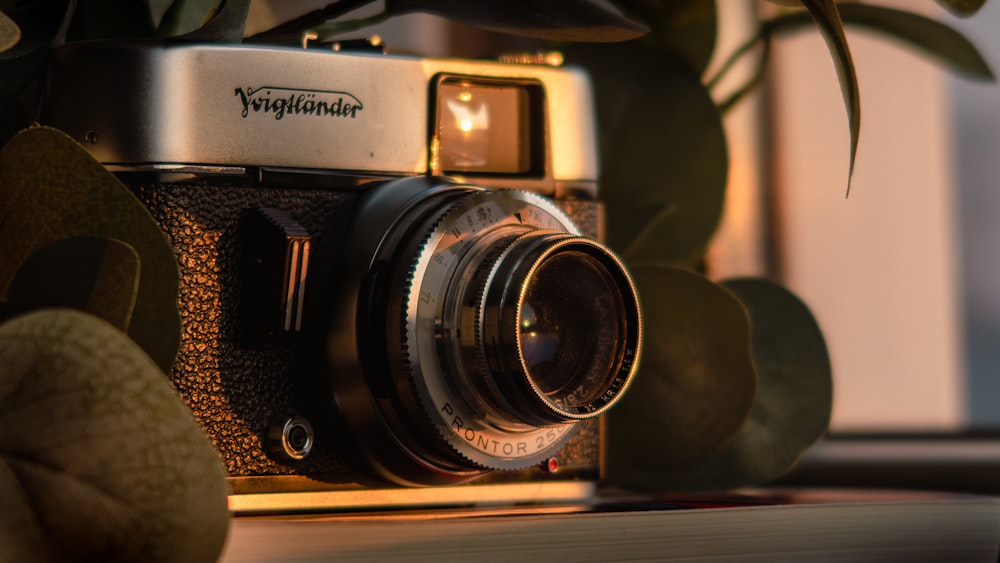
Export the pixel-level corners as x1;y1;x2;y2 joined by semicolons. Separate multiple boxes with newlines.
0;10;20;53
565;42;727;264
162;0;248;41
711;34;771;115
146;0;175;28
389;0;648;41
0;0;74;57
175;0;250;43
67;0;233;39
799;0;860;197
831;3;993;80
0;309;229;563
612;0;717;74
6;237;140;332
0;126;181;374
935;0;988;17
157;0;221;37
251;0;646;43
630;278;833;492
0;0;74;142
604;265;757;488
768;4;994;81
244;0;376;43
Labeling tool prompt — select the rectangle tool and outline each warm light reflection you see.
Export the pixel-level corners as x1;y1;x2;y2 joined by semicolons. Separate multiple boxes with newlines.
447;98;489;134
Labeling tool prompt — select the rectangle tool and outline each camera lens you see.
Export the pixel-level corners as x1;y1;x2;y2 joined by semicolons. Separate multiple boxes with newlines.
473;235;638;427
520;250;627;410
330;180;641;483
396;188;640;470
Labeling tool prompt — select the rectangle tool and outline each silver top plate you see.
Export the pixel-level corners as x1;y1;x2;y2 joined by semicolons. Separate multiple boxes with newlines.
40;43;598;184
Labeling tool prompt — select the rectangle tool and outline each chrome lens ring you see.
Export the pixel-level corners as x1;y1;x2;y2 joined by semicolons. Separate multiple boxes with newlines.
482;234;641;423
402;189;641;470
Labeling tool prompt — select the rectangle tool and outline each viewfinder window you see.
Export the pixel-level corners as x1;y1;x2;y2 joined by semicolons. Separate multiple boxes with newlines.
435;80;534;175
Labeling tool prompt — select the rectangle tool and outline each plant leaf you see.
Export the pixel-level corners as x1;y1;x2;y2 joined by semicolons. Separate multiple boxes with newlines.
0;0;74;143
6;237;140;332
603;264;758;489
564;42;727;264
0;126;181;374
146;0;175;28
387;0;648;42
631;278;833;492
612;0;717;74
243;0;377;43
248;0;646;43
0;10;20;53
0;309;229;563
798;0;860;197
834;3;993;80
166;0;250;42
767;4;994;81
1;0;74;58
935;0;988;18
157;0;224;37
67;0;237;40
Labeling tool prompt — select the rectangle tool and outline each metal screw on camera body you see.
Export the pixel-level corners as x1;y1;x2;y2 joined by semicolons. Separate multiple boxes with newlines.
268;415;314;461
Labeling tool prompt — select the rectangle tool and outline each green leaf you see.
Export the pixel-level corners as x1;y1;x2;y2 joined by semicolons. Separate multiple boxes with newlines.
6;237;140;332
767;4;994;81
387;0;648;42
799;0;860;197
250;0;646;43
603;265;758;489
0;309;229;563
0;10;20;53
935;0;988;18
146;0;176;29
176;0;250;43
160;0;246;41
157;0;220;37
834;3;993;81
565;42;727;264
67;0;236;40
612;0;717;74
244;0;379;43
1;0;73;54
632;278;832;492
0;126;181;374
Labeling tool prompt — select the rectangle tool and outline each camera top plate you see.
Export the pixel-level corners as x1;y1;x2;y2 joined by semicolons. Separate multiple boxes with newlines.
40;42;598;197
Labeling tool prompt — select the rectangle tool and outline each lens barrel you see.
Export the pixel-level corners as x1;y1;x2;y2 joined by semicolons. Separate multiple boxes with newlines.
329;178;641;483
475;234;638;425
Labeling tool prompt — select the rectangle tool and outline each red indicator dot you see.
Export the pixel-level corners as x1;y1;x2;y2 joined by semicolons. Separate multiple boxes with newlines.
542;457;559;473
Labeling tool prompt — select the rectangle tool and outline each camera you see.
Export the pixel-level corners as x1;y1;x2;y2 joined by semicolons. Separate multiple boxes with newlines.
39;41;642;512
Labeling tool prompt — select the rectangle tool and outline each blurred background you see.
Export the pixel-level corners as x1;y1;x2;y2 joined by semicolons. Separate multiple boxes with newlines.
765;0;1000;432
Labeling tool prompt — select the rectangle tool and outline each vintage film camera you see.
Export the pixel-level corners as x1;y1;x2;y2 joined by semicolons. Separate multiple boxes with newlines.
39;41;642;512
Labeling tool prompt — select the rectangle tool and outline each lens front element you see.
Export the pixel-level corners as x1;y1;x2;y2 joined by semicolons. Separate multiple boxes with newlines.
520;247;632;414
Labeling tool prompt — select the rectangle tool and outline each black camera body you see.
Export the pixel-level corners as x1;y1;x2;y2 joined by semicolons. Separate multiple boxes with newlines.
41;42;642;512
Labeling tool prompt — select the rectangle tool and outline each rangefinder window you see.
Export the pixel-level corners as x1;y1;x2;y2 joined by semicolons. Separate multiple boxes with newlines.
433;78;541;176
